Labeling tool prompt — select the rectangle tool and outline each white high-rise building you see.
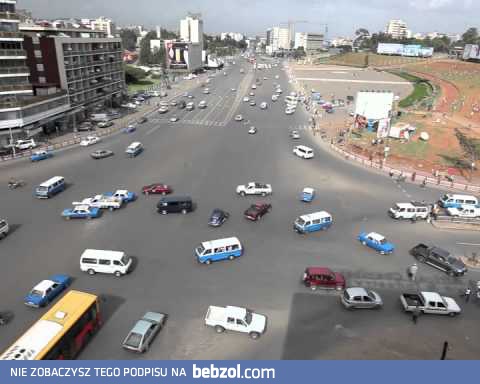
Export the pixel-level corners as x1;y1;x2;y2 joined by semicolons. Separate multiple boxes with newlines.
271;26;290;50
180;13;203;46
385;20;408;39
90;16;116;38
294;32;324;51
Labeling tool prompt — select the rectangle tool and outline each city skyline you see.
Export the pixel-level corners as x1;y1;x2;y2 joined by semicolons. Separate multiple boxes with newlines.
18;0;474;37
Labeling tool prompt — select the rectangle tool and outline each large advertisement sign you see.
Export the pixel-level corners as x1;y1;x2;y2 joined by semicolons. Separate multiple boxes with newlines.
377;43;404;55
166;41;189;69
463;44;480;60
377;43;433;57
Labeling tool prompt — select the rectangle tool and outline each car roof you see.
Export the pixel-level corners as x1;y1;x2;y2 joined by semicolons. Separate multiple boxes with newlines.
225;306;247;317
345;287;368;296
296;145;312;151
131;319;153;335
201;237;241;249
303;187;314;194
421;292;443;302
300;211;331;221
32;279;55;292
74;205;90;210
159;195;191;202
431;247;450;258
306;267;333;275
367;232;385;241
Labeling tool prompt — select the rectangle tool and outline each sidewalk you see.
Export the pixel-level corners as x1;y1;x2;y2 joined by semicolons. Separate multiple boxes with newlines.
0;75;207;163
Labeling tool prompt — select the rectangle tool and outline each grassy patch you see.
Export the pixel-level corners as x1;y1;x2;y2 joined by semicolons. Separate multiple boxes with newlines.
391;71;433;108
127;78;162;93
391;139;430;158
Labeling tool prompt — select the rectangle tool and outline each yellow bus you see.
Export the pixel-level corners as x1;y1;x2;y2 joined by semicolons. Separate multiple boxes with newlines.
0;290;101;360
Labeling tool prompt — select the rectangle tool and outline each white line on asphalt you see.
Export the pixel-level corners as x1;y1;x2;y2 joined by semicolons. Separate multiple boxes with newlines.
295;77;411;85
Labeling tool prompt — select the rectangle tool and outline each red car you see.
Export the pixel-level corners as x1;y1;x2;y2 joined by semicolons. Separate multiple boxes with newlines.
302;267;346;291
243;203;271;221
142;183;172;196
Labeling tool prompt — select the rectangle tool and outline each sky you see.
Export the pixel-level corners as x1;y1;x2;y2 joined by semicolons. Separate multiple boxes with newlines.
17;0;477;37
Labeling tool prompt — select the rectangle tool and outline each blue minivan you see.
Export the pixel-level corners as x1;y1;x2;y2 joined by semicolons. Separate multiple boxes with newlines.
35;176;65;199
195;237;243;265
294;211;333;234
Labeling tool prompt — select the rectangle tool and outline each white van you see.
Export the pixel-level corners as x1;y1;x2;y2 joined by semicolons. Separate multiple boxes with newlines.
293;145;314;159
195;237;243;265
80;249;132;277
35;176;65;198
126;142;143;157
439;194;479;209
389;202;431;220
446;205;480;218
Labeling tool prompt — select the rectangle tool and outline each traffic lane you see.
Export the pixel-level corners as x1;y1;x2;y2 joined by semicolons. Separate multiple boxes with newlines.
282;290;479;359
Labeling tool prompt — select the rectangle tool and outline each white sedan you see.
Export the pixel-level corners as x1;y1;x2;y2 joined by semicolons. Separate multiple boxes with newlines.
243;96;250;102
234;114;243;121
80;136;101;146
285;108;295;115
170;116;179;122
248;126;257;134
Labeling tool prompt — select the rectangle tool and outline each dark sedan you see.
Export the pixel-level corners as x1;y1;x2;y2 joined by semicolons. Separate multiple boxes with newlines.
90;149;114;159
142;183;172;196
244;203;271;221
208;208;230;227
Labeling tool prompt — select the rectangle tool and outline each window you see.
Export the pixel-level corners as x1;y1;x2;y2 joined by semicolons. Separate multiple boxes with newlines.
312;219;321;224
36;63;44;72
227;317;234;324
232;244;239;250
38;76;46;84
34;50;42;58
98;259;111;265
437;302;446;308
236;319;244;325
204;249;211;255
82;258;97;264
113;260;122;266
363;296;372;302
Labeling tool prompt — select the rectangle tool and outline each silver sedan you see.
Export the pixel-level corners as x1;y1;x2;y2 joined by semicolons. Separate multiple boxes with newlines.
341;287;383;309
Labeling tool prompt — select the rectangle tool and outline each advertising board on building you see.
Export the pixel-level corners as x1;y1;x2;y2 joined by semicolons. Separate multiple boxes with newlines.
166;41;189;69
377;43;404;55
463;44;480;60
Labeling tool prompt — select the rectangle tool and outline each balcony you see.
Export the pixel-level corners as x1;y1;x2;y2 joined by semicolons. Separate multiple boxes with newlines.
0;90;67;109
0;12;19;21
0;49;26;57
0;66;29;75
0;83;32;93
0;31;24;39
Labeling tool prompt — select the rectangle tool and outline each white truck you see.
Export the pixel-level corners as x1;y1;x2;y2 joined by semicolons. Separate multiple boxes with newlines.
73;195;123;211
446;206;480;218
388;202;431;220
0;218;9;239
236;182;272;197
205;305;267;339
399;291;461;316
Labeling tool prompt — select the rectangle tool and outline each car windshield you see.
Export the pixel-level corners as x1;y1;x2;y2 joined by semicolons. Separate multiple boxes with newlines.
296;218;306;226
441;195;449;202
121;255;130;265
367;291;376;300
124;332;142;348
196;245;205;255
379;238;387;244
30;289;43;296
447;257;458;264
244;309;253;325
37;186;48;192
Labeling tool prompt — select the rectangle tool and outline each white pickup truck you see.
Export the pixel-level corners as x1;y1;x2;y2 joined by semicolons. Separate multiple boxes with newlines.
73;195;123;211
400;291;461;316
205;305;267;339
236;182;272;197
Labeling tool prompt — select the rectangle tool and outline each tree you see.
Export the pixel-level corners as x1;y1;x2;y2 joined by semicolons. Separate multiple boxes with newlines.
455;128;480;177
120;29;137;51
461;27;479;44
124;65;147;84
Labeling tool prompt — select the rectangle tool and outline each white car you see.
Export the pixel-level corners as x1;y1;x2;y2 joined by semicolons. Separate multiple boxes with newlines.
72;194;123;211
285;108;295;115
293;145;314;159
231;88;236;92
234;114;243;121
80;136;101;147
290;130;300;139
15;139;36;150
272;95;278;102
205;305;267;339
275;75;279;79
236;182;272;196
248;126;257;134
249;100;256;106
249;92;255;97
446;206;480;218
276;89;283;94
170;116;179;122
243;96;250;102
260;102;268;110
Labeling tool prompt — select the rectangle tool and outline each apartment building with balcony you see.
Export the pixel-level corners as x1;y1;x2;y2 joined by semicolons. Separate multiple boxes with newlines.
0;0;70;143
20;23;126;114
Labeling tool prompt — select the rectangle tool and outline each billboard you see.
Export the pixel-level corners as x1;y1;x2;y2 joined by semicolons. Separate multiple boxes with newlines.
377;43;404;56
165;41;189;69
463;44;480;60
402;44;422;57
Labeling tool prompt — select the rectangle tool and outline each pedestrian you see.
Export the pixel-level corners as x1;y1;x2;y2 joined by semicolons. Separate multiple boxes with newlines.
408;263;418;281
463;287;471;302
421;178;427;188
411;172;416;182
412;304;421;324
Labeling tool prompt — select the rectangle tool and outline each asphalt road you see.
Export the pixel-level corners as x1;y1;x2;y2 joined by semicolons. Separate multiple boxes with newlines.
0;57;479;360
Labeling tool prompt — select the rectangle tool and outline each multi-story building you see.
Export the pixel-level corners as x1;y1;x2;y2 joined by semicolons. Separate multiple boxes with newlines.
0;1;70;143
20;22;125;113
271;26;289;51
220;32;244;42
385;20;408;39
89;17;117;38
294;32;324;51
180;13;203;45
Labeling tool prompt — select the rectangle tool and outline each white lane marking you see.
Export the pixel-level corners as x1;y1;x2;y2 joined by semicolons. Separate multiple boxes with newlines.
295;77;411;85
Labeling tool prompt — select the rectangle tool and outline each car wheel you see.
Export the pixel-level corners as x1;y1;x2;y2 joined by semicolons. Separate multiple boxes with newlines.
449;312;458;317
241;191;246;197
336;285;343;291
215;325;225;333
162;210;167;215
114;271;122;277
362;241;366;245
447;270;455;277
310;285;317;291
262;192;266;196
65;216;71;220
145;191;149;196
109;207;114;212
228;255;235;260
380;251;385;255
249;332;260;340
87;269;95;275
418;256;426;263
182;209;187;214
205;259;211;265
162;191;166;195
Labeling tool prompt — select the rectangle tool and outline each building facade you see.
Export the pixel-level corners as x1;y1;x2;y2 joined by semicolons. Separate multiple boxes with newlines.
180;13;203;45
176;13;203;72
385;20;408;39
0;1;70;143
20;23;125;111
89;16;116;38
294;32;324;51
271;26;289;51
